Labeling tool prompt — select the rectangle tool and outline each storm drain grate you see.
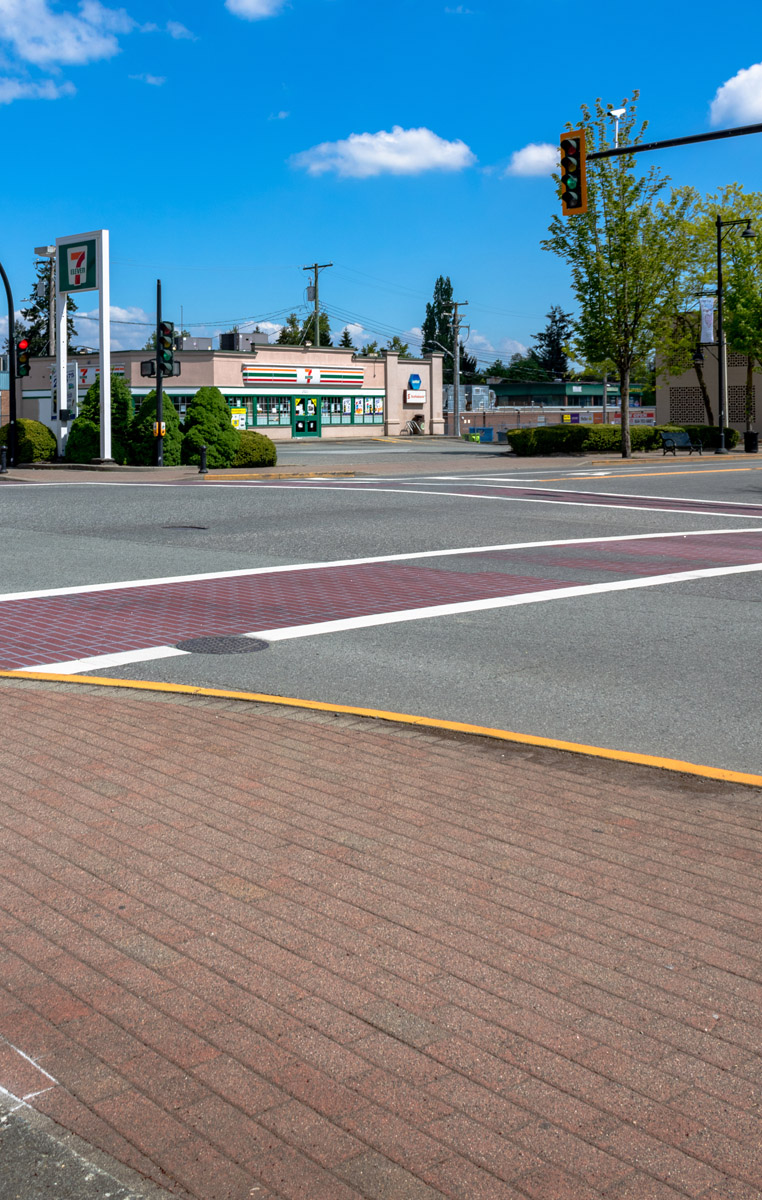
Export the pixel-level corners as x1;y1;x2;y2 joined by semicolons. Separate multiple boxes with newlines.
175;636;269;654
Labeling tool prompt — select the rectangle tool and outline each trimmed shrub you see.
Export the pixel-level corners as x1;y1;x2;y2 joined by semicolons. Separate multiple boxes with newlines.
129;391;183;466
73;372;134;464
181;386;241;467
0;418;57;462
232;430;277;468
678;424;739;450
505;421;739;456
64;418;100;463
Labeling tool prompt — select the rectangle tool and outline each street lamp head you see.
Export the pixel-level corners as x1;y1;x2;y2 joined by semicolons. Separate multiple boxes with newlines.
692;345;705;367
742;222;756;238
608;108;626;120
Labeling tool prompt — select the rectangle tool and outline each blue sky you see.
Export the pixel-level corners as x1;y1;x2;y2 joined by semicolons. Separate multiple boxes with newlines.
2;0;762;366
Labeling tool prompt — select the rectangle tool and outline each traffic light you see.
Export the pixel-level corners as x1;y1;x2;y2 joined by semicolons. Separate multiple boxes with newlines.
16;337;30;377
158;321;174;376
560;129;587;216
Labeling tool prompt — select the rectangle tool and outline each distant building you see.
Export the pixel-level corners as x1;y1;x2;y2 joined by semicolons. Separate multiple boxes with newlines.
20;342;444;445
655;351;759;431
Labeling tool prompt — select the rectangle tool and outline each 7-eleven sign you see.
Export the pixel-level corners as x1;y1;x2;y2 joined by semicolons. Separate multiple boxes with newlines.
57;237;97;292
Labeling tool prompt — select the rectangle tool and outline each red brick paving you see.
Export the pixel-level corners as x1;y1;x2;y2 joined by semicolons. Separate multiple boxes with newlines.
1;678;762;1198
2;530;762;670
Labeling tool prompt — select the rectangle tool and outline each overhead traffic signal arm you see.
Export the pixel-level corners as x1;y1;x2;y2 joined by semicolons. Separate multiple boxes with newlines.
560;129;587;216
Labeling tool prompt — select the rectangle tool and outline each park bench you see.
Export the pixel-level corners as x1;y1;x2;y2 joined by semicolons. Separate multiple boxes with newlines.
659;429;703;456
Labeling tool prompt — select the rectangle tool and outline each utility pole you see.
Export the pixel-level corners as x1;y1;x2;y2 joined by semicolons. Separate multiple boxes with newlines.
448;300;468;437
302;262;332;347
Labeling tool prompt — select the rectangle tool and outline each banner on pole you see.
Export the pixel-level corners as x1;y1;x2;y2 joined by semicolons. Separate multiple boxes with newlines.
700;297;715;344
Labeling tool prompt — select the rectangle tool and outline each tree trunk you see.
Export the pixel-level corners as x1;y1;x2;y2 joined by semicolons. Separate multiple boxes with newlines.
745;356;755;432
694;361;714;425
620;365;632;458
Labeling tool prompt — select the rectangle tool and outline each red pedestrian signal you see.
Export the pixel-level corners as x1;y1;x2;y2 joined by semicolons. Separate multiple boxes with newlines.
560;129;587;216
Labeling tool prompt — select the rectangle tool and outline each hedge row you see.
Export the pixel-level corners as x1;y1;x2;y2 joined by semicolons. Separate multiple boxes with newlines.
504;423;739;456
60;378;276;469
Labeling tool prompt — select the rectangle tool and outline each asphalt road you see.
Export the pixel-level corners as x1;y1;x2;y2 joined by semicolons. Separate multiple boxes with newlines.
2;444;762;775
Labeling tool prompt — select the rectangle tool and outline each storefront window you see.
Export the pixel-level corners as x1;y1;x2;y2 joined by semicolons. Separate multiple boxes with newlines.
321;397;352;425
351;396;384;425
255;396;291;425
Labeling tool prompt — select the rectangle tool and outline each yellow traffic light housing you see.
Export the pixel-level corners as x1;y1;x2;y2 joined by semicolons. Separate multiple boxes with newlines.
560;129;587;216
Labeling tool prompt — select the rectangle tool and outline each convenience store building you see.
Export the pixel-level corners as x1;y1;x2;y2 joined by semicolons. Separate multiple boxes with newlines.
20;343;444;444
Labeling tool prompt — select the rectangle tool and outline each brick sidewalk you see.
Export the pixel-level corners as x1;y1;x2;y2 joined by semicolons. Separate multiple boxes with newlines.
1;679;761;1199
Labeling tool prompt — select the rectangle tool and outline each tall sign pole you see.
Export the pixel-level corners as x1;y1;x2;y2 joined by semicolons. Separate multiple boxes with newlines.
55;230;111;461
156;279;164;468
98;229;111;461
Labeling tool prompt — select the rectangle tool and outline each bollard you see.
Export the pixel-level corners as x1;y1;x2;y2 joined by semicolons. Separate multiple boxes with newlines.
0;444;6;474
199;444;208;475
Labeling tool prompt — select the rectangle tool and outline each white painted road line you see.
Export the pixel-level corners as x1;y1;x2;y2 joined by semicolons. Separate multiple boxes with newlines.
2;526;761;603
22;645;190;675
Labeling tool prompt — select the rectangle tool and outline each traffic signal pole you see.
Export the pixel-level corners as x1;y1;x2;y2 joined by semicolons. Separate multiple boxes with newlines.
156;278;163;467
0;259;17;467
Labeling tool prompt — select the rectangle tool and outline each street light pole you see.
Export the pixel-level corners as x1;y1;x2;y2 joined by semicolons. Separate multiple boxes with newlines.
0;259;17;467
715;216;755;454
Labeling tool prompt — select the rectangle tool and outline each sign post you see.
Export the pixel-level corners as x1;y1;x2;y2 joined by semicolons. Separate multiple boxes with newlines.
55;229;111;460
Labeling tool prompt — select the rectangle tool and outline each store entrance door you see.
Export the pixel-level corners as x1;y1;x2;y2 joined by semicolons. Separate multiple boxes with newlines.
292;397;321;437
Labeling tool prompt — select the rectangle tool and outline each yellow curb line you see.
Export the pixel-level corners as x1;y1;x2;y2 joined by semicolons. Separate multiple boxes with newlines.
2;670;761;789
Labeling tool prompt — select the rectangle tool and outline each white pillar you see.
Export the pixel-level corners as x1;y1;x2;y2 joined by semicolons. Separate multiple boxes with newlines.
98;229;111;460
56;247;67;457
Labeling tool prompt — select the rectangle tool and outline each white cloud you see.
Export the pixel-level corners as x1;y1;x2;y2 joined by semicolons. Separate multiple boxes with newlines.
75;305;153;351
225;0;287;18
166;20;196;39
445;5;473;11
342;322;365;343
498;337;528;358
292;125;476;179
268;109;289;120
0;0;134;66
503;142;558;177
710;62;762;125
0;77;76;103
129;73;165;86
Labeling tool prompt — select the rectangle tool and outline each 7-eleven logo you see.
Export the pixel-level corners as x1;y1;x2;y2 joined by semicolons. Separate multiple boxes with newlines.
67;246;87;287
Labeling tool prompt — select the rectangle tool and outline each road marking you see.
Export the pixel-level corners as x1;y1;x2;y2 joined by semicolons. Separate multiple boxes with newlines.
18;557;762;673
2;526;759;604
2;669;760;788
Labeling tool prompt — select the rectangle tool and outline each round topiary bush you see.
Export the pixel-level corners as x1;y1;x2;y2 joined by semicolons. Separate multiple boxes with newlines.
232;430;277;468
129;390;183;465
0;418;58;462
64;418;101;463
181;386;241;468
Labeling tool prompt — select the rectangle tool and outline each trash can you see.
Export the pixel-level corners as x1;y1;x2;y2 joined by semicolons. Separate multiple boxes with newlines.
744;430;759;453
479;427;494;443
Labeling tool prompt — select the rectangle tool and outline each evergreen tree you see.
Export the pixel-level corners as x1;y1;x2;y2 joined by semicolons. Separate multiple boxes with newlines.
70;372;134;464
181;386;241;467
459;344;478;382
301;311;331;346
385;335;412;358
276;313;303;345
421;276;455;383
20;260;78;355
130;390;183;465
339;327;355;349
532;306;574;378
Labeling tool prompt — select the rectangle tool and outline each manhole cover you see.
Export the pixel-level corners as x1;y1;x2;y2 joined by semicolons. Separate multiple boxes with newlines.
175;636;269;654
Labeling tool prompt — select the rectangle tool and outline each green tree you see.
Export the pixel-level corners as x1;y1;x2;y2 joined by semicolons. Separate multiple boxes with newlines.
181;386;241;467
70;372;134;464
421;275;455;382
130;390;183;465
532;306;574;378
385;335;412;358
542;94;697;456
301;311;331;346
483;358;510;378
20;259;78;356
499;351;551;382
276;314;302;345
360;341;380;356
339;327;355;349
458;344;477;382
